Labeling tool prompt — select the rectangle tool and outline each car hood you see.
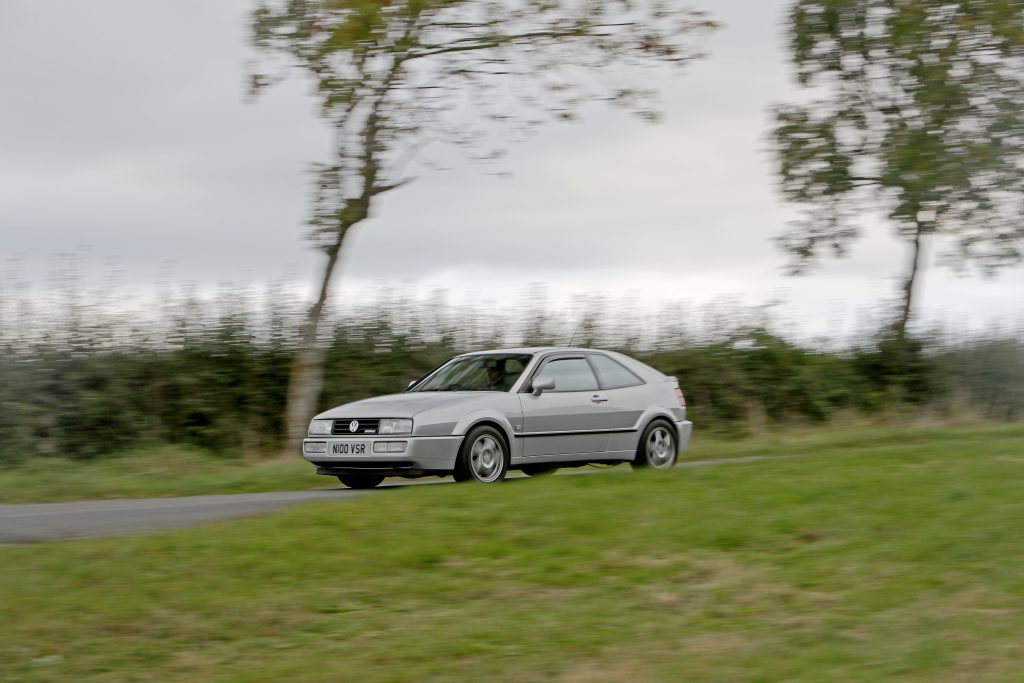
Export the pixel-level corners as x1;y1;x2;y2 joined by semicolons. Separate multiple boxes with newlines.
316;392;496;419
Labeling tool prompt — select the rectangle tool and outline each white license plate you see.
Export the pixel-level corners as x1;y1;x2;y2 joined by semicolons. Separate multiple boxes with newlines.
330;441;369;455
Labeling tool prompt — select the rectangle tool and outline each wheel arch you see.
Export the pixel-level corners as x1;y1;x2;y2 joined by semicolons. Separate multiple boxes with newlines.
461;418;513;455
454;418;513;483
453;408;516;451
633;412;678;460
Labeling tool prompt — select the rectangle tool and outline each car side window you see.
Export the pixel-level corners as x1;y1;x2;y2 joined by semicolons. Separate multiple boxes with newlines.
538;358;599;392
589;354;643;389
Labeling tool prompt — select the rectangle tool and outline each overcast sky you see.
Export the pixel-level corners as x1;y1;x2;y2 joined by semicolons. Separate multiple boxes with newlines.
2;0;1022;338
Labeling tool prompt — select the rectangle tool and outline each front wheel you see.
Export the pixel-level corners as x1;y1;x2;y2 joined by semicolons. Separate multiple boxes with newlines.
454;426;509;483
337;474;385;490
631;421;678;471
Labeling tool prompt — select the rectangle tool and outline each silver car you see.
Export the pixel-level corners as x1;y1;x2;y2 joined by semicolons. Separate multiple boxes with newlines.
302;348;692;489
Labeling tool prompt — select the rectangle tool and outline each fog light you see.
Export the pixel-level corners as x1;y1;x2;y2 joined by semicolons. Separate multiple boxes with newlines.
304;441;327;454
373;441;408;454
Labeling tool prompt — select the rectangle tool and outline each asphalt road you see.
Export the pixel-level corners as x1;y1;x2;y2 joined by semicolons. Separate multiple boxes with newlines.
0;457;776;543
0;491;356;543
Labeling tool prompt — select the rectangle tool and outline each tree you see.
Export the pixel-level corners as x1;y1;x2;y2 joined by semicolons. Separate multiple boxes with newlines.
772;0;1024;340
249;0;715;451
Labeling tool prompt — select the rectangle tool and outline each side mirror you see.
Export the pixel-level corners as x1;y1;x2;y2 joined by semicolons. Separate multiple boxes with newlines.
532;377;556;397
407;380;417;390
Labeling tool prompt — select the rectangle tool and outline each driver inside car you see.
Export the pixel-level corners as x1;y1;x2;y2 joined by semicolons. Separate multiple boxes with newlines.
484;360;515;392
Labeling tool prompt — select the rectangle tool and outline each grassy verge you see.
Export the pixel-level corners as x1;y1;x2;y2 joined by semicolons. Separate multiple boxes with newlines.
2;424;1023;681
0;447;321;504
685;420;1024;460
1;422;1022;503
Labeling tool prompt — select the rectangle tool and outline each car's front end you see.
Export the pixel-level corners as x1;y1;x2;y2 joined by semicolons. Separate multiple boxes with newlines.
303;352;535;482
302;416;463;479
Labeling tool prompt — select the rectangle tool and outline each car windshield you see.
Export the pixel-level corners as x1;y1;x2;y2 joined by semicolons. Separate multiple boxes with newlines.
411;354;533;392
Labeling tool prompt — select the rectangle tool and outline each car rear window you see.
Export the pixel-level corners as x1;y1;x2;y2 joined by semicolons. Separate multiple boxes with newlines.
589;354;644;389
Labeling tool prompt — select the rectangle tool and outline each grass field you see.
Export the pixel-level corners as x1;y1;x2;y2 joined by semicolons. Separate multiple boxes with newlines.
2;423;1023;681
2;422;1019;504
0;446;318;504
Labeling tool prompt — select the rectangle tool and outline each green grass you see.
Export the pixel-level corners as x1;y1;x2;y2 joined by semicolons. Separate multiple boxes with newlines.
685;420;1024;460
0;447;321;503
4;422;1021;504
2;424;1023;681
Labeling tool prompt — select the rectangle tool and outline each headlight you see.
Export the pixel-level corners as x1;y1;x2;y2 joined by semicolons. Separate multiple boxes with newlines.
379;418;413;435
308;419;333;436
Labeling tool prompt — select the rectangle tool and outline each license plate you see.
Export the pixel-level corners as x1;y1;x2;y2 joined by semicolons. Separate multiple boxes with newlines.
331;442;368;455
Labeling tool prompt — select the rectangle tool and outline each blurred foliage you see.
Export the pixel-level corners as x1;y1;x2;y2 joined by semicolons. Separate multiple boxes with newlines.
772;0;1024;338
650;330;862;429
1;280;1021;467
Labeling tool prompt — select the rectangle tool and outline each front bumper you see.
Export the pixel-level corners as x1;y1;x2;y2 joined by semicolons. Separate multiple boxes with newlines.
302;436;462;477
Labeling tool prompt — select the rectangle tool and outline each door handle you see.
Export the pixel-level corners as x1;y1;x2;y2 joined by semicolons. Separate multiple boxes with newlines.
591;395;609;403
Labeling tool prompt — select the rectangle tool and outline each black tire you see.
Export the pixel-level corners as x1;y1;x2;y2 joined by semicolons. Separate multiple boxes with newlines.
521;464;558;477
337;474;385;489
631;420;678;471
453;425;509;483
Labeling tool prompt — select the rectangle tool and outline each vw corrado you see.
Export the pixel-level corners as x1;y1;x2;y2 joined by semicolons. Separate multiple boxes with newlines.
303;348;692;489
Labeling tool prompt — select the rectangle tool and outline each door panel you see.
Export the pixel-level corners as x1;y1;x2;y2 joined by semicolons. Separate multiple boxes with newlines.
520;392;613;456
520;356;613;458
598;386;646;429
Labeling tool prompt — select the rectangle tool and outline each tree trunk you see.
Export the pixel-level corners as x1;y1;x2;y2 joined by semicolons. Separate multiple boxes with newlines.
279;96;389;456
281;231;348;456
894;222;925;343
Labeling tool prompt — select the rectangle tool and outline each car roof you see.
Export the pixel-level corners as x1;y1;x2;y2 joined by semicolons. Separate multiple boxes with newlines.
452;348;668;382
461;347;602;356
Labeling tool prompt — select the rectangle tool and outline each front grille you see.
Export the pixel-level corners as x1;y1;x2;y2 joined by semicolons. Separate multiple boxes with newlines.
331;418;382;436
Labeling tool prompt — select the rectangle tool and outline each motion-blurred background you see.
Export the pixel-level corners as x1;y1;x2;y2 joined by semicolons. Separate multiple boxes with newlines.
2;0;1022;464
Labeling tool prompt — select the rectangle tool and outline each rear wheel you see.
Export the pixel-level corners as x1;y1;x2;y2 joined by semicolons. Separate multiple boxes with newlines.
454;426;509;483
631;421;678;471
337;474;385;490
521;464;558;477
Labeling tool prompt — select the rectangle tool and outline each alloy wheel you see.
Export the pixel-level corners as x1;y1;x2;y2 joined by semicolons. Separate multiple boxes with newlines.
469;435;504;482
646;426;676;469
